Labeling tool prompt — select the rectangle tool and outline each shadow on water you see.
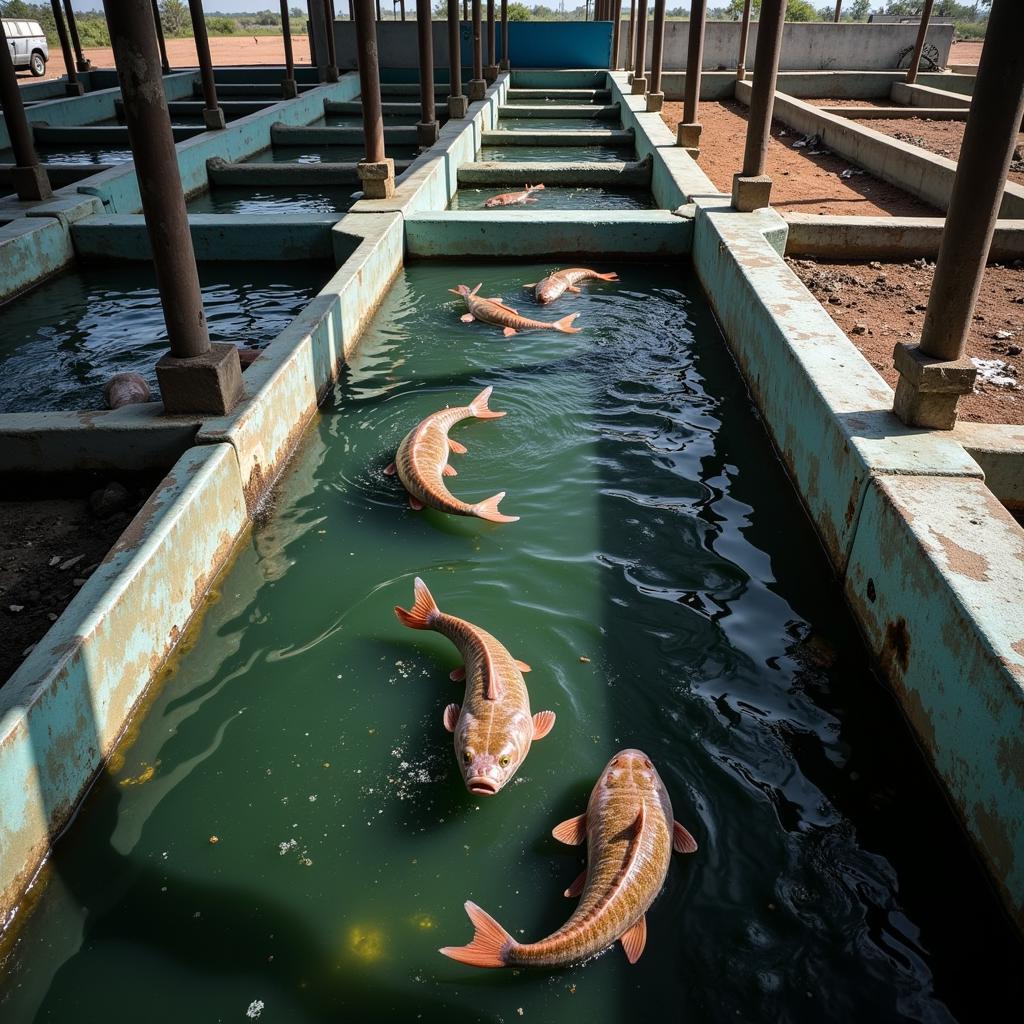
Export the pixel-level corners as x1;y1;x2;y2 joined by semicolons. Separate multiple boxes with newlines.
589;272;1023;1022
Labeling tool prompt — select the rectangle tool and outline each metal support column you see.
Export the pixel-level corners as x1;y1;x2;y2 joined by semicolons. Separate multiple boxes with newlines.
62;1;92;73
905;0;934;85
101;0;241;414
484;0;498;81
308;0;329;77
893;0;1024;429
610;0;622;71
323;0;340;82
731;0;785;211
188;0;226;128
354;0;395;198
736;0;752;81
0;20;52;201
469;0;485;100
626;0;636;82
645;0;665;111
416;0;439;146
150;0;171;74
834;0;842;22
500;0;509;71
630;0;647;95
676;0;706;147
279;0;298;97
49;0;83;95
448;0;468;117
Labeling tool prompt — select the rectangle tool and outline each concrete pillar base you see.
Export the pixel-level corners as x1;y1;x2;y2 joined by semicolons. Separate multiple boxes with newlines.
736;66;746;82
500;59;510;71
892;342;977;430
468;78;486;101
203;106;227;130
281;78;298;99
645;91;664;113
75;59;92;73
626;72;634;84
64;81;85;96
357;158;396;199
11;164;53;203
156;343;243;416
677;121;702;149
732;172;773;212
484;64;499;83
448;94;469;118
630;76;647;95
325;66;340;83
416;120;440;147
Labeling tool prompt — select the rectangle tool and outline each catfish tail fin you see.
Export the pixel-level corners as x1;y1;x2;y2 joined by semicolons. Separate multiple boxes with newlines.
473;492;519;524
598;271;619;282
469;385;506;420
394;576;441;629
554;312;582;334
439;901;515;969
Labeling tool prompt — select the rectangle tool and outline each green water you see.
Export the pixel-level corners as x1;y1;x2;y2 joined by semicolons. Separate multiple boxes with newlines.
0;263;329;413
186;187;357;215
450;186;656;211
479;145;634;163
498;118;621;132
247;145;420;165
0;146;134;165
0;262;1020;1021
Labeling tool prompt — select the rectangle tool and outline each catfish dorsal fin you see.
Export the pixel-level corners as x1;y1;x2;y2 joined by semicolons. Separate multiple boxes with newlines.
605;804;648;905
483;646;500;701
487;299;520;316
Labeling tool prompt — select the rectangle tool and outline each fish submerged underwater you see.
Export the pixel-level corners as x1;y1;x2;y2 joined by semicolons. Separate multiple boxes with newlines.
385;386;518;523
450;284;582;337
394;577;556;796
439;749;697;967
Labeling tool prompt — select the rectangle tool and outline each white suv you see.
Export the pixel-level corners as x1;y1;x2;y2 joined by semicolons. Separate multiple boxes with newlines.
3;18;49;77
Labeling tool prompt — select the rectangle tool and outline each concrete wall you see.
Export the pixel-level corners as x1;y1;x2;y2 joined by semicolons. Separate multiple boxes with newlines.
616;21;955;73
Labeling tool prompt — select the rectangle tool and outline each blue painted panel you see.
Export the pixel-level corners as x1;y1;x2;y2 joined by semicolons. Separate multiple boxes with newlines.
460;20;611;69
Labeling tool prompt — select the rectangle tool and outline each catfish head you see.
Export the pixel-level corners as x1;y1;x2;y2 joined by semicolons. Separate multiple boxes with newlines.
454;708;535;797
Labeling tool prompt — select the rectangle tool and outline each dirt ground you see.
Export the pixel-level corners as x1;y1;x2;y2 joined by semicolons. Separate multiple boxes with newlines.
18;34;313;85
0;480;149;687
788;257;1024;425
852;116;1024;188
662;99;941;217
949;40;983;66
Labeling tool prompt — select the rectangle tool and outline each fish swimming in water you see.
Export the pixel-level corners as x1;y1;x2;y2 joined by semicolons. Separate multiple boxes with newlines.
484;183;545;208
450;284;582;338
439;748;697;968
527;268;620;305
394;577;556;795
384;386;518;523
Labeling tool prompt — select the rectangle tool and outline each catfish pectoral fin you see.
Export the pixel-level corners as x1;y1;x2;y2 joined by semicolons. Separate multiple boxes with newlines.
532;710;556;740
443;703;461;732
552;812;587;846
563;869;587;898
673;820;698;854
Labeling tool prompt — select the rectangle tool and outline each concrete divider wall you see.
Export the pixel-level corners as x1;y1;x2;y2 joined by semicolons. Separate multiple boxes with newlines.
0;443;250;926
613;21;954;73
77;75;360;214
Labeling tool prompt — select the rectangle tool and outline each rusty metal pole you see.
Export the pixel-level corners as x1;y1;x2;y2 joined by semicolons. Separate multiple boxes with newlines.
416;0;439;145
676;0;705;147
448;0;467;116
62;1;92;73
49;0;83;95
469;0;485;99
905;0;934;85
151;0;171;74
893;0;1024;429
736;0;751;81
308;0;328;77
400;0;406;20
833;0;841;22
630;0;647;94
645;0;665;111
188;0;226;128
279;0;298;96
732;0;785;211
463;0;469;21
323;0;340;81
610;0;621;70
354;0;395;198
500;0;509;71
484;0;497;81
101;0;241;414
0;21;53;201
626;0;636;81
